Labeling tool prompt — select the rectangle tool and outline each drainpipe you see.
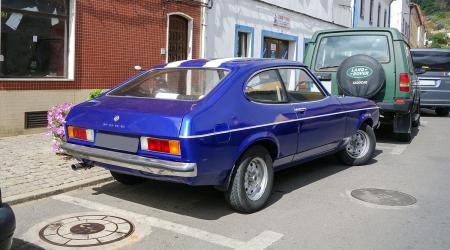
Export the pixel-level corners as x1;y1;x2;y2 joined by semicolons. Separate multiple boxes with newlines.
200;0;208;58
352;0;358;28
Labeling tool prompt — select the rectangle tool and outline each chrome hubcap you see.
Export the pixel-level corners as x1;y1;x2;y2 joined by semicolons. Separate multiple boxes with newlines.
244;157;268;201
346;130;370;159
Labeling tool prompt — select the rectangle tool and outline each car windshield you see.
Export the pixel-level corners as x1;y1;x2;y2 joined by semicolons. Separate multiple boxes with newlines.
109;68;230;100
411;50;450;72
315;35;390;71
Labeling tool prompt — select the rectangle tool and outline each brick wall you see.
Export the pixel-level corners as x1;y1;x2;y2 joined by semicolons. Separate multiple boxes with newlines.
0;0;201;91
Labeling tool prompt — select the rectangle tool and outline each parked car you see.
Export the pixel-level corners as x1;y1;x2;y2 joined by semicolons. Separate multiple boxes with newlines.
411;48;450;116
304;28;421;141
62;59;379;213
0;188;15;250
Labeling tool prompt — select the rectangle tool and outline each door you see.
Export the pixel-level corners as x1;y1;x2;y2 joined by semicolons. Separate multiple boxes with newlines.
168;15;188;62
277;68;346;159
244;69;298;165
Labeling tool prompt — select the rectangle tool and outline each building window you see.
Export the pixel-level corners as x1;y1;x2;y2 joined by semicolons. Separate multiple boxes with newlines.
237;32;249;57
360;0;365;18
369;0;374;24
1;0;69;78
384;10;387;27
377;4;381;27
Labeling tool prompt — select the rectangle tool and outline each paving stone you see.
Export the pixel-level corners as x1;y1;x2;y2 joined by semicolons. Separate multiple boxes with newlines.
0;133;110;202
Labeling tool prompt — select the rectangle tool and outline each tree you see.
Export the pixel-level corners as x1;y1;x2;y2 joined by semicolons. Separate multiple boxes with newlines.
430;32;450;48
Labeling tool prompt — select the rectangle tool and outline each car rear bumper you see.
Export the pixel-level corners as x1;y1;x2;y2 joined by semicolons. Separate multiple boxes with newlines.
0;203;15;250
420;90;450;108
62;143;197;177
377;100;413;114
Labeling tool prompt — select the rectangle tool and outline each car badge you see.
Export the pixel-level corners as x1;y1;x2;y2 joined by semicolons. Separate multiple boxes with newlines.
113;115;120;122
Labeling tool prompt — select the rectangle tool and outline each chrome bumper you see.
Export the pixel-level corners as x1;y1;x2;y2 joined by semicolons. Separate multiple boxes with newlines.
61;143;197;177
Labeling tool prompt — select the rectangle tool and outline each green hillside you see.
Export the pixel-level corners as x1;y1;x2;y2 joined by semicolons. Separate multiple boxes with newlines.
412;0;449;48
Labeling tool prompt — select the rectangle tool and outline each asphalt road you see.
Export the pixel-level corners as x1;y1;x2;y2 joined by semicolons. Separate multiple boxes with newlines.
9;110;450;250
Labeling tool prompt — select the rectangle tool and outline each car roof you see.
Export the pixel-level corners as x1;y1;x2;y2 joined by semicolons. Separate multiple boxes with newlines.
310;27;407;43
154;58;306;71
411;48;450;52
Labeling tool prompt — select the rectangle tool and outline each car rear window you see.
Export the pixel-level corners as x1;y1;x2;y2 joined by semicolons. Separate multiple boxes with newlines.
411;50;450;72
315;35;390;71
109;68;230;100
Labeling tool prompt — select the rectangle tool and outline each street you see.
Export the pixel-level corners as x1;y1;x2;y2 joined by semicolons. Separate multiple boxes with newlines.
9;110;450;250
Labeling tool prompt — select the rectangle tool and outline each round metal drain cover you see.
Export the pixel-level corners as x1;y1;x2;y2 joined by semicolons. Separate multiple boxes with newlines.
351;188;416;206
39;215;134;247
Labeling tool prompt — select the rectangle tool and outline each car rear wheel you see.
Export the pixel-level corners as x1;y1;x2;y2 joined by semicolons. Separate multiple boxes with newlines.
110;171;145;185
338;124;376;166
225;146;274;213
435;107;450;117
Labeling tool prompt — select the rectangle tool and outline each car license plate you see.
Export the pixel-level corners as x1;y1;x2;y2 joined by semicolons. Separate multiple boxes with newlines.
95;133;139;153
418;80;437;86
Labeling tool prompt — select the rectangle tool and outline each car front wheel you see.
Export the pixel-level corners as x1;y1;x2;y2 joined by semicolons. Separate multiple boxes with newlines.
110;171;145;185
225;146;274;213
338;124;376;166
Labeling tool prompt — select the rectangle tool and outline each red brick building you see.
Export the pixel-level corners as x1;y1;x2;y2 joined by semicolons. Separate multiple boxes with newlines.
0;0;202;136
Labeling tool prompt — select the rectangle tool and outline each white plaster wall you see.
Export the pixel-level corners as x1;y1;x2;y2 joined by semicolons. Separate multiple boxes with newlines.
390;0;410;36
203;0;344;62
354;0;392;27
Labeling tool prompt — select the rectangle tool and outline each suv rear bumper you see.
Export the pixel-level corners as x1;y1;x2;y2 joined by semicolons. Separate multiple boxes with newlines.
377;100;413;114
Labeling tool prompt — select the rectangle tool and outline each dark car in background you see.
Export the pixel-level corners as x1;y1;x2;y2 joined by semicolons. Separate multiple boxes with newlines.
411;49;450;116
0;188;15;250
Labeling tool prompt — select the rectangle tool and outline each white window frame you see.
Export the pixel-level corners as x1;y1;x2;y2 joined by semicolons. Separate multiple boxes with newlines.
0;0;76;81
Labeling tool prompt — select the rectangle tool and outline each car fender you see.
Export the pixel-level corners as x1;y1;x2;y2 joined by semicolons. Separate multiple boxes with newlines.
215;131;280;191
357;111;375;129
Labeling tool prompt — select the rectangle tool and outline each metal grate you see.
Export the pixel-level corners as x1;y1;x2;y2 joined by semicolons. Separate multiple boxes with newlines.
25;111;48;129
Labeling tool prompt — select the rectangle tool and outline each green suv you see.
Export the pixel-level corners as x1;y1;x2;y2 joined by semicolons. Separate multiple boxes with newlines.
304;28;421;141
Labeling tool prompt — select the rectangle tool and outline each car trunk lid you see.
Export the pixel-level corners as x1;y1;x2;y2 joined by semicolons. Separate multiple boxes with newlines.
68;96;195;138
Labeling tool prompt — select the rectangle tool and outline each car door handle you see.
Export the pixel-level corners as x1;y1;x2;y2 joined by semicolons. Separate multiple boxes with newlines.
294;108;307;113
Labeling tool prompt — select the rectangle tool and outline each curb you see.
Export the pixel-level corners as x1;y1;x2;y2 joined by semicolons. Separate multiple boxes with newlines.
4;175;114;205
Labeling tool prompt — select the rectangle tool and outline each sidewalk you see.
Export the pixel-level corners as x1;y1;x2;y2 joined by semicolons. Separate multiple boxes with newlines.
0;133;112;205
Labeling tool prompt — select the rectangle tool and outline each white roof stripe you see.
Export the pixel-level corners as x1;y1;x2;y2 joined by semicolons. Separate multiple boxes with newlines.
202;58;242;68
165;60;190;68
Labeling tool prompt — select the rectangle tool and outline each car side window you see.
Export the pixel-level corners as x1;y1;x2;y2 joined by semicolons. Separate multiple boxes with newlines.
278;68;326;103
245;70;288;103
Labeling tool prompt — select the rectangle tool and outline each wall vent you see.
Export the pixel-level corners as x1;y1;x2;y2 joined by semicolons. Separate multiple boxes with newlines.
25;111;48;129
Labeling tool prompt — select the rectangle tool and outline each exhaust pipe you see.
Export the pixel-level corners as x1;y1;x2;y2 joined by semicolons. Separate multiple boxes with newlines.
71;163;93;171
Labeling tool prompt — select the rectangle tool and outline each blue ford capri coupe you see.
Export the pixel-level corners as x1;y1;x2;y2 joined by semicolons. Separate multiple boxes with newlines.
62;59;379;212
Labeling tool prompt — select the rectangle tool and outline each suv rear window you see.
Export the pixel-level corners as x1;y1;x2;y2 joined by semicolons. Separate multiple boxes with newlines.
109;68;229;100
315;35;390;71
411;50;450;72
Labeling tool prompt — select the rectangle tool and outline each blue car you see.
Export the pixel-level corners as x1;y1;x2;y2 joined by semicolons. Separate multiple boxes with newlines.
0;188;15;250
62;59;379;212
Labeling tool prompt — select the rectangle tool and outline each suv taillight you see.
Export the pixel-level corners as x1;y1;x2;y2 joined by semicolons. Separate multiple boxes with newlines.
399;73;410;92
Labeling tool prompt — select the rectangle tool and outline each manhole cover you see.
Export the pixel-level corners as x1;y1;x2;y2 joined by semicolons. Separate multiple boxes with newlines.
351;188;416;206
39;215;134;247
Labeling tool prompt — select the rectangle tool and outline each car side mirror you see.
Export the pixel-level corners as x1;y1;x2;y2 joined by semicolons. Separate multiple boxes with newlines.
134;65;143;71
415;68;426;75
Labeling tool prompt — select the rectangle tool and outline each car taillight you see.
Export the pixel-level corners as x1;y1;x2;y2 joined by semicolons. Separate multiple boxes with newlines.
140;137;181;155
399;73;410;92
67;126;94;142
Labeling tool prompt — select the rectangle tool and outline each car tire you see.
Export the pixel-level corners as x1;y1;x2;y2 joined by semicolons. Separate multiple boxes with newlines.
338;124;376;166
110;171;145;185
435;107;450;117
412;106;421;127
225;145;274;213
396;132;412;142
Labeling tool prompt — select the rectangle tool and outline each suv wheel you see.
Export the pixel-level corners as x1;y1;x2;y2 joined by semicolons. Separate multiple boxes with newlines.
225;146;274;213
111;171;145;185
338;124;376;166
435;107;450;117
412;106;421;127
